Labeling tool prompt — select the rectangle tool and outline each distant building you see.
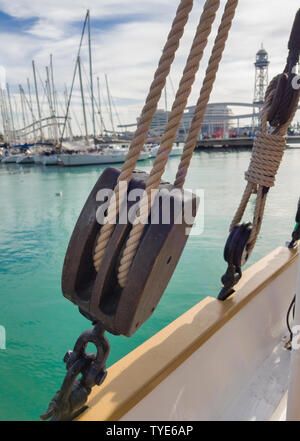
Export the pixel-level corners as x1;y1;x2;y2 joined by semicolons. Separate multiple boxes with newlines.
148;109;170;137
147;103;234;140
252;45;269;129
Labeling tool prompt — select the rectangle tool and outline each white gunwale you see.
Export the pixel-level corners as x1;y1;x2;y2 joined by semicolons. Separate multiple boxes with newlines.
77;245;298;421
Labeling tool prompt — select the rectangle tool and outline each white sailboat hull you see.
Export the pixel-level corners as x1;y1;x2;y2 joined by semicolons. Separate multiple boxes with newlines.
33;154;43;165
59;151;149;166
169;145;183;156
1;154;24;163
147;144;183;158
16;155;35;164
33;154;58;165
41;155;58;166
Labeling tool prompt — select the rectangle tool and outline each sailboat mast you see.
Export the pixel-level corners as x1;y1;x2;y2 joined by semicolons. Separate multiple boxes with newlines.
60;11;89;144
64;85;73;141
78;56;89;143
27;78;37;142
32;60;43;142
19;84;28;144
6;84;16;145
105;74;115;137
87;10;96;142
50;55;56;114
46;66;58;144
0;90;9;144
13;95;21;140
97;76;105;136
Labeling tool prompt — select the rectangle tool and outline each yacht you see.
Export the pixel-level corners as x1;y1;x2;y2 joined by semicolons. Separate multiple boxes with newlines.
58;148;149;167
16;152;35;164
146;143;184;158
2;153;24;164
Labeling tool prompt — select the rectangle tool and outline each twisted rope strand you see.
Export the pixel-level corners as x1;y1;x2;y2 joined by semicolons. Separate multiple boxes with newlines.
117;0;238;288
229;182;255;230
93;0;194;271
174;0;239;188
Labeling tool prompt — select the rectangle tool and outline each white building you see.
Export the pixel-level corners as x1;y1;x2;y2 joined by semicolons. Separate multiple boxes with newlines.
147;104;234;140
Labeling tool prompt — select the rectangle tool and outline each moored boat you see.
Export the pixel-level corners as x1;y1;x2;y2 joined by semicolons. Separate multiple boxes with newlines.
58;149;149;167
41;154;58;166
146;143;184;158
16;153;35;164
169;143;184;156
1;154;24;164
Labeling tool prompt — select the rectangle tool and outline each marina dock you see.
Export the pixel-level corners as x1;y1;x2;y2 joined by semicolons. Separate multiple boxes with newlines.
196;136;300;150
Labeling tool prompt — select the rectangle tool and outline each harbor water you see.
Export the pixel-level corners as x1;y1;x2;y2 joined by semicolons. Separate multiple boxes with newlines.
1;148;299;420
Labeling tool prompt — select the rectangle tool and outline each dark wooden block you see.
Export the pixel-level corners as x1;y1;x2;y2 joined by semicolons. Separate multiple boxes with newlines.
62;167;199;337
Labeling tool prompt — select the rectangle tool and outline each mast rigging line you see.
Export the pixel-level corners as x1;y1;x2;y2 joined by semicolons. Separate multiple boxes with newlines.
36;66;61;140
60;10;89;144
81;63;107;135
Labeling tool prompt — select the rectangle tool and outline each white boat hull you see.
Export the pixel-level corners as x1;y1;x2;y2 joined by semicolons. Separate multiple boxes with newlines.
16;155;35;164
1;154;24;163
169;145;183;156
59;151;149;166
147;144;183;158
33;154;43;164
41;155;58;166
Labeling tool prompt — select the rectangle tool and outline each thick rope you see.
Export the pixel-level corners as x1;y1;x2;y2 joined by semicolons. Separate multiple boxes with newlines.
93;0;194;271
230;74;300;253
117;0;238;288
175;0;239;188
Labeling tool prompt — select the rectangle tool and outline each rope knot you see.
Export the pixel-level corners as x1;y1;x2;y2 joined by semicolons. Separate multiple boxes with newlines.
245;131;286;188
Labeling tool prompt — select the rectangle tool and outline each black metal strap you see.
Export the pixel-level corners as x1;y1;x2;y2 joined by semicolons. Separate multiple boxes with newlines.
41;321;110;421
288;198;300;249
218;223;252;301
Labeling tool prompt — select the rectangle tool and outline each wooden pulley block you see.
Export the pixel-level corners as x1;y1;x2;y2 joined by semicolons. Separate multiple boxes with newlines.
62;167;199;337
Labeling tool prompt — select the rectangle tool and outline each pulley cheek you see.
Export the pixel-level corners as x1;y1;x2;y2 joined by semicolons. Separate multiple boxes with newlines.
62;167;198;336
268;9;300;128
219;223;252;301
288;198;300;249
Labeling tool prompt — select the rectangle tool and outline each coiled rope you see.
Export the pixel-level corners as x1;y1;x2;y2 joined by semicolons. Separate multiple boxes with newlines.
117;0;239;287
229;74;300;255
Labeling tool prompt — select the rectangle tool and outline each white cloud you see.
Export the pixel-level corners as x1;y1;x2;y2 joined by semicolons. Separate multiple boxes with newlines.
0;0;299;134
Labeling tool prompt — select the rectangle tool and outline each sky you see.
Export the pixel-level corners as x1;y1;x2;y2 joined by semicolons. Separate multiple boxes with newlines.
0;0;299;135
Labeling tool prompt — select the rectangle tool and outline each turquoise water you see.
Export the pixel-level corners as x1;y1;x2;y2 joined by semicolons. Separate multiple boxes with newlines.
0;148;299;421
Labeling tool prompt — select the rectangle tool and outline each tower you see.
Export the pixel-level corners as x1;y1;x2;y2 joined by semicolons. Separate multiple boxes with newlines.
252;45;269;130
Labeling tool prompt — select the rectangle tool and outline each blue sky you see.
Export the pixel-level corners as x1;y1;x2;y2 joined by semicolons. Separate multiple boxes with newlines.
0;11;36;33
0;0;299;133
